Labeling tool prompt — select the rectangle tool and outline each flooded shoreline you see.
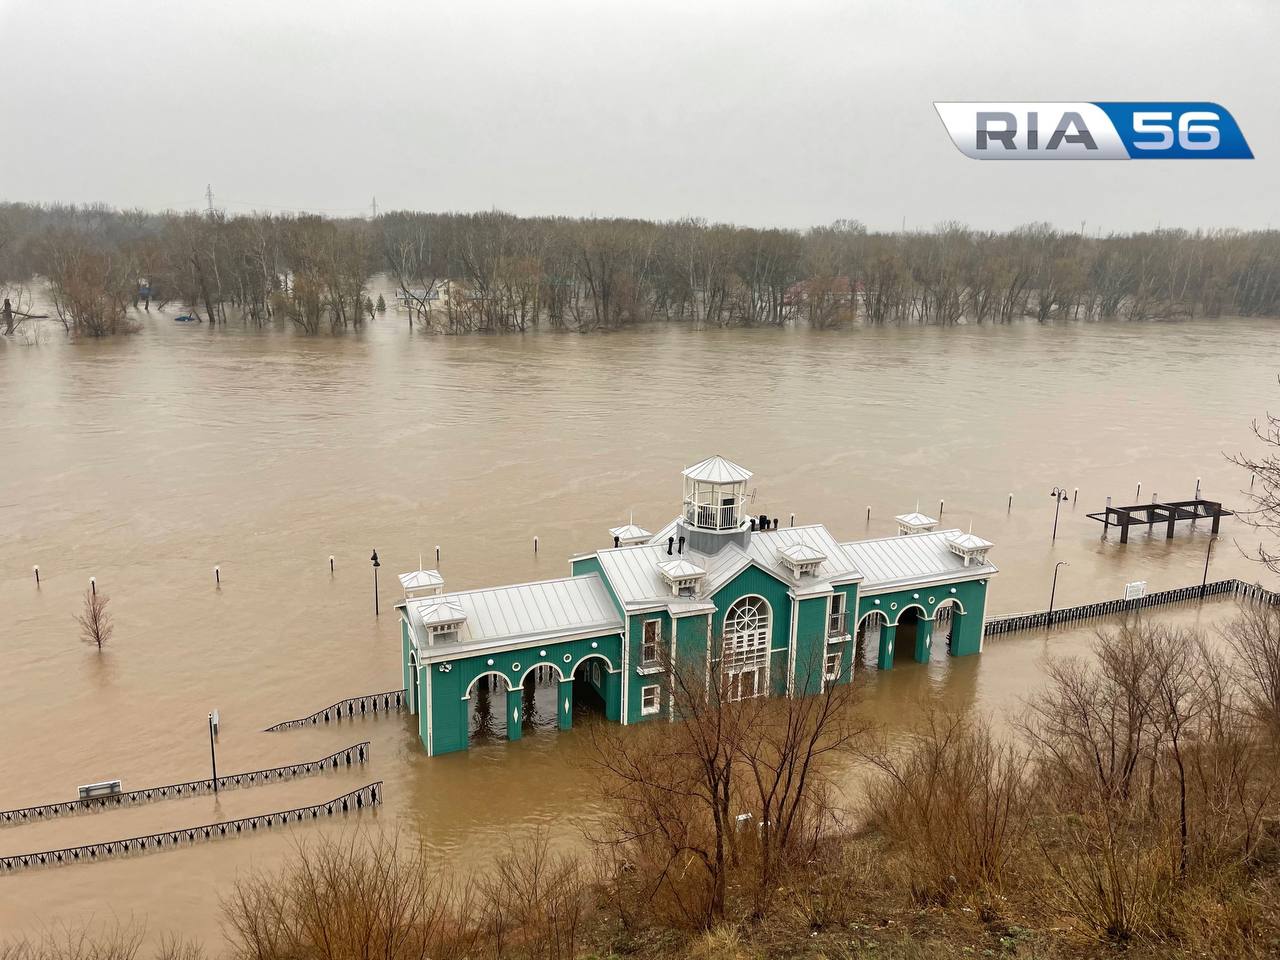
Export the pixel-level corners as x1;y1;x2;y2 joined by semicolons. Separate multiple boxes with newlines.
1;312;1276;942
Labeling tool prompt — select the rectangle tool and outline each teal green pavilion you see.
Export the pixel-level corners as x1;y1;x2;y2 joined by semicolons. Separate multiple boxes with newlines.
398;457;997;756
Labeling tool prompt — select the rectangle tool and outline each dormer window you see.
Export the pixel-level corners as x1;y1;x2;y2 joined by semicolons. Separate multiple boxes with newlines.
657;558;706;597
682;456;752;531
777;542;826;579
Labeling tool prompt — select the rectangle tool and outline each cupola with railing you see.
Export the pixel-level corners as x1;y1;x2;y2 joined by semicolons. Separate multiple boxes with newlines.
682;456;752;532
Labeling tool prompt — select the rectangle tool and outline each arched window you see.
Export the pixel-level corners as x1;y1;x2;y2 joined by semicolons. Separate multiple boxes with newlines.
723;596;770;700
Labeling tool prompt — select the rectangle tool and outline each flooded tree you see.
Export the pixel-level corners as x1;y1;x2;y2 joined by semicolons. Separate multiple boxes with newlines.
77;587;113;650
7;201;1280;338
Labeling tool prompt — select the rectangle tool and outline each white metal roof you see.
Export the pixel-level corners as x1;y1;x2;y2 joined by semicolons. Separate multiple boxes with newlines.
841;529;997;592
682;455;753;484
609;523;652;541
594;522;862;609
894;512;938;528
399;569;444;590
945;532;993;551
415;597;467;626
777;542;827;564
406;574;623;650
658;558;706;580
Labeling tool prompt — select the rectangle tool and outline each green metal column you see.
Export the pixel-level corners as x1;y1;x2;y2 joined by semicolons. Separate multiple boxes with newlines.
558;677;574;730
506;687;524;741
877;623;897;670
914;618;933;663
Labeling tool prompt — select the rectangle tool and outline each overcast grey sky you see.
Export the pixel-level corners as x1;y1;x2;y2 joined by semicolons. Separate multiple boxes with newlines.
2;0;1276;232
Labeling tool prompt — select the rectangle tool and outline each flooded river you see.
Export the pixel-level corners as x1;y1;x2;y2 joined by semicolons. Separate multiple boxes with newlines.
0;306;1275;944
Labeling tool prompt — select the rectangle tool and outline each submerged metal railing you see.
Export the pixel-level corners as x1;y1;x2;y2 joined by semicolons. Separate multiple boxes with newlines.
984;578;1279;638
0;782;383;873
264;690;406;732
0;742;369;829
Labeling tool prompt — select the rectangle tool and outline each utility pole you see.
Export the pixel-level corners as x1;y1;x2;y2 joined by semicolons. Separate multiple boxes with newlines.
371;196;378;218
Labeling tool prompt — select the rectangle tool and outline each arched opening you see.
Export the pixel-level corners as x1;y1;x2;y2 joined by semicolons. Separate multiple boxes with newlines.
518;663;563;735
465;671;511;743
571;655;612;723
894;607;924;663
408;651;420;714
723;595;770;701
932;598;965;654
856;610;888;670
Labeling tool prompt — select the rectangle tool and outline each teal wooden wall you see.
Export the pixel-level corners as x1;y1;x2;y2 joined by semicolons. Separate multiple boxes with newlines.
423;632;624;755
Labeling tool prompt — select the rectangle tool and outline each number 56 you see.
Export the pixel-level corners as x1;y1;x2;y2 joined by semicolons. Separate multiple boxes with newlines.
1133;111;1221;150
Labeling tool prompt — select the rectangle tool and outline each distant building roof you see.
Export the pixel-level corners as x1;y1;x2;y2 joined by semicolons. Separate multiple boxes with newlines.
404;574;623;655
399;569;444;591
609;523;652;542
841;530;997;592
894;512;938;528
597;522;862;611
682;455;753;484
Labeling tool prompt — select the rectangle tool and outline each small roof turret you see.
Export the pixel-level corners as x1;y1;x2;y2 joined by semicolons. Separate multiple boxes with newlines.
609;522;652;546
399;568;445;598
777;541;827;578
945;531;994;567
657;557;707;596
682;455;753;484
416;596;467;628
895;512;939;536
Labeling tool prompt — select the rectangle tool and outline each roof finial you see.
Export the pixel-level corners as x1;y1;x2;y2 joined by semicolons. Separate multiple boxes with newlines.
419;551;423;570
968;518;973;534
915;499;920;513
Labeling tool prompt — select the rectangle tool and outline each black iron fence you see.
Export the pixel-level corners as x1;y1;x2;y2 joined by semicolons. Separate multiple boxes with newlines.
0;742;369;829
984;578;1279;638
265;690;406;732
0;782;382;873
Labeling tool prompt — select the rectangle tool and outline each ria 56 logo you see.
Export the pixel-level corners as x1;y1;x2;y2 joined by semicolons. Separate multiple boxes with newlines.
935;102;1252;159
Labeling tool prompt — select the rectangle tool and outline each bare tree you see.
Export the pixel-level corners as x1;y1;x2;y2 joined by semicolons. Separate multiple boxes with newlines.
77;587;113;650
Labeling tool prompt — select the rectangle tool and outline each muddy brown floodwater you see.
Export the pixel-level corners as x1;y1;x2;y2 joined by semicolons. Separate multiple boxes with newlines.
0;304;1276;946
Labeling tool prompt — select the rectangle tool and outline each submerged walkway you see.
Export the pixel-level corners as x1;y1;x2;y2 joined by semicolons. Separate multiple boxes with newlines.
984;578;1276;637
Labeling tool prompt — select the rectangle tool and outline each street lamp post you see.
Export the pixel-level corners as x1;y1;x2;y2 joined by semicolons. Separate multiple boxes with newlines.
1200;536;1218;599
1048;560;1069;626
208;712;219;793
371;549;381;616
1050;486;1070;541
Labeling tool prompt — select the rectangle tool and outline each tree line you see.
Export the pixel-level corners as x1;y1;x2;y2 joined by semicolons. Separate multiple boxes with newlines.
3;200;1280;338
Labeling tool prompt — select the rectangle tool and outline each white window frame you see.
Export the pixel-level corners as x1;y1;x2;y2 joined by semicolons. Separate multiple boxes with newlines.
828;592;846;638
641;618;661;666
640;684;661;715
723;596;770;701
824;650;841;682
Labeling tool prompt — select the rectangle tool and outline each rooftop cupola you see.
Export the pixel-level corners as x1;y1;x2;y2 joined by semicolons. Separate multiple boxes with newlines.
399;568;445;598
657;557;706;597
609;522;652;547
895;512;939;536
944;531;993;567
682;456;752;532
777;542;826;578
415;597;467;644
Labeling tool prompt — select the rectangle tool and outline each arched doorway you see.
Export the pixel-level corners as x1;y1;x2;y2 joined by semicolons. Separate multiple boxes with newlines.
933;599;964;654
895;608;919;662
571;655;612;723
723;596;770;700
408;651;420;714
518;664;562;735
465;671;511;743
856;610;888;670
